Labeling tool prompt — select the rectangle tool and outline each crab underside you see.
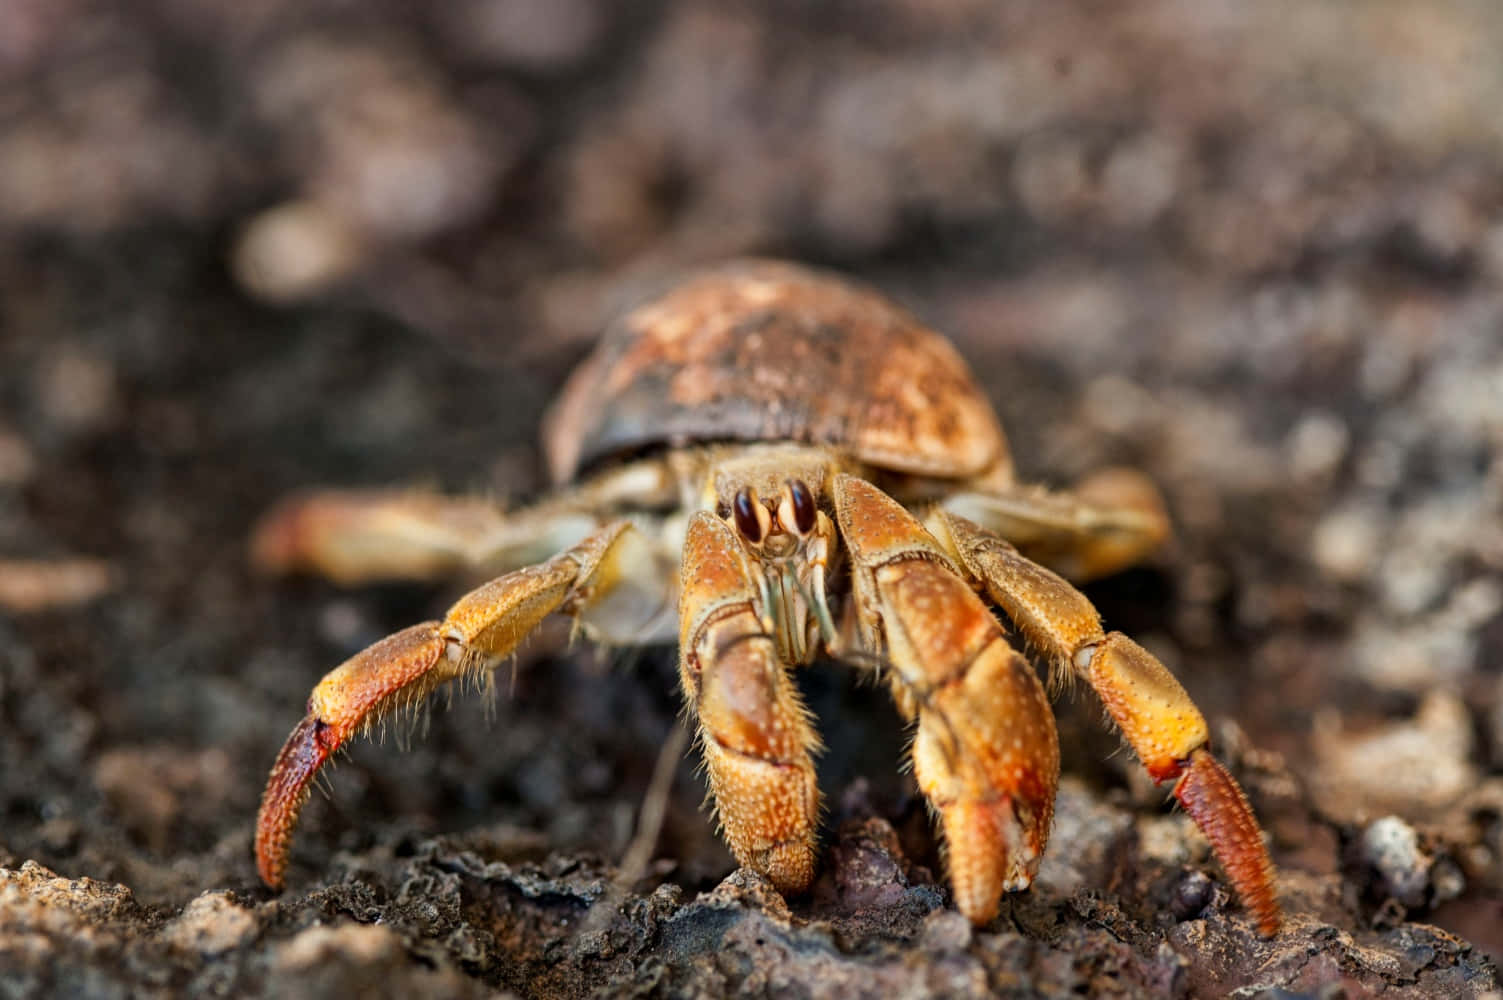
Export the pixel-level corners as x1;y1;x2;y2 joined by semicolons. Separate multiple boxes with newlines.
251;262;1280;935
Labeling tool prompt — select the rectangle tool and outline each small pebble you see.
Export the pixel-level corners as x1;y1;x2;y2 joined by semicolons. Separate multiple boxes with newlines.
276;923;403;971
920;909;973;954
1361;816;1429;909
1287;412;1349;482
232;200;361;303
1311;505;1382;582
1170;870;1214;922
163;892;257;956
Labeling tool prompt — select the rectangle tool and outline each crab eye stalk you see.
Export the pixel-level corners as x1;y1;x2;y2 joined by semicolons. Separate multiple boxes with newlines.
733;487;767;543
786;479;817;535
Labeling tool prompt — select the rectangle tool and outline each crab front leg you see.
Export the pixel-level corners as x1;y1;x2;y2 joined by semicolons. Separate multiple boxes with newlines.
833;475;1060;925
928;510;1281;936
255;520;650;888
678;512;822;893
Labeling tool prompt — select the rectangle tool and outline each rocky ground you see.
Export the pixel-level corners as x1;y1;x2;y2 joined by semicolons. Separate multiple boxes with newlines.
3;1;1503;997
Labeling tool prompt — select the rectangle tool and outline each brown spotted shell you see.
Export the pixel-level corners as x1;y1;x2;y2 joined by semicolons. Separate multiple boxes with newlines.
543;260;1012;486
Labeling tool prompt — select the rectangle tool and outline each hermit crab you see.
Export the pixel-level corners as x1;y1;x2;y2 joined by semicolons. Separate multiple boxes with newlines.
252;260;1280;934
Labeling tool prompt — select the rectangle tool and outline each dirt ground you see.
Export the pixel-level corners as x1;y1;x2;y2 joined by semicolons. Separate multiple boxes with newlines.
3;2;1503;997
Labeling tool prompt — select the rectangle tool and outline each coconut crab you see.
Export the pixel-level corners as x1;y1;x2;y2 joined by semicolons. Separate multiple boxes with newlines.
252;260;1280;934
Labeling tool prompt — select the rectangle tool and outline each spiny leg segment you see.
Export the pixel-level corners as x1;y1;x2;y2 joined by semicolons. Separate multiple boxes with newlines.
928;510;1281;936
834;475;1060;926
255;520;637;888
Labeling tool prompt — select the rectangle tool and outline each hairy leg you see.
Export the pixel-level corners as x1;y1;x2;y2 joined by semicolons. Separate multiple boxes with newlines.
677;512;821;893
255;520;647;888
928;510;1281;936
834;475;1060;925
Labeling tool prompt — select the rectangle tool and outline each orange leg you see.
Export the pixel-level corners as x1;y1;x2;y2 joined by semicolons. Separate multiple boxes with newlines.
834;475;1060;925
677;512;821;893
255;520;640;888
929;510;1281;936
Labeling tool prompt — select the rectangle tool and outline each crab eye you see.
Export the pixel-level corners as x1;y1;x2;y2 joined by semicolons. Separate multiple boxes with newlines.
733;488;764;543
787;479;816;535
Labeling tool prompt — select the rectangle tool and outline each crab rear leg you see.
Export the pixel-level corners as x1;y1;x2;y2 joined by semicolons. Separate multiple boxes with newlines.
929;510;1281;936
255;520;646;888
943;467;1170;581
251;459;677;585
834;475;1060;926
678;512;821;893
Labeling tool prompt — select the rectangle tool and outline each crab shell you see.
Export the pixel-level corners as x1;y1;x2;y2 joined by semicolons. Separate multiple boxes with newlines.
542;261;1014;487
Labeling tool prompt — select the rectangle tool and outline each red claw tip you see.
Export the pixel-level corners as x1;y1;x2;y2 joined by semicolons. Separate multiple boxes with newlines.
1174;749;1281;937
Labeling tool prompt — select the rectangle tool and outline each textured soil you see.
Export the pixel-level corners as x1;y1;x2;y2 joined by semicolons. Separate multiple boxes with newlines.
3;2;1503;997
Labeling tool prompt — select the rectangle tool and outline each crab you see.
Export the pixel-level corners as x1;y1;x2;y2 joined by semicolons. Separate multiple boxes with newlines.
252;260;1280;935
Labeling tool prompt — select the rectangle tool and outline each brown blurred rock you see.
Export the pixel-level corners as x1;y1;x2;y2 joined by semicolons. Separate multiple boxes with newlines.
0;558;116;614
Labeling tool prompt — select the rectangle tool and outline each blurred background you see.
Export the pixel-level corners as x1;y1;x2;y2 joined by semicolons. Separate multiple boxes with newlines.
2;1;1502;996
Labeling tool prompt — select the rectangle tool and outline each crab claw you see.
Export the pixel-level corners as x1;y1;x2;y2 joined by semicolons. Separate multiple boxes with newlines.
933;787;1051;924
911;636;1060;925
